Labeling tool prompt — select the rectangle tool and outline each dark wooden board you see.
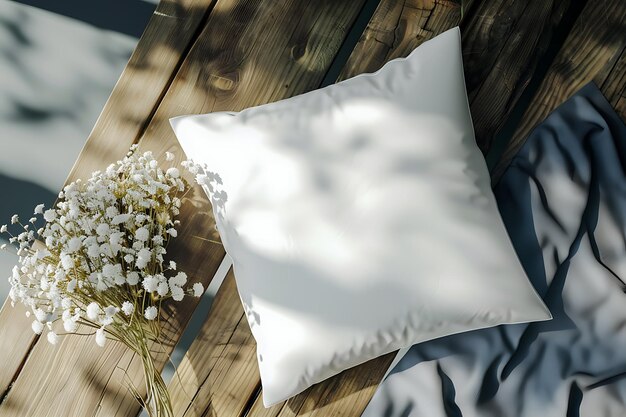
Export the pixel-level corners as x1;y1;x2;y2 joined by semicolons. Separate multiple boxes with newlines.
461;0;576;153
492;0;626;182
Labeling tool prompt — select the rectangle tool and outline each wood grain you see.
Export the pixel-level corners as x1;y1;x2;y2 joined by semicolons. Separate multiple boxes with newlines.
246;353;396;417
461;0;574;153
168;270;260;417
0;0;218;408
338;0;465;81
0;301;34;402
492;0;626;182
0;0;368;416
600;44;626;122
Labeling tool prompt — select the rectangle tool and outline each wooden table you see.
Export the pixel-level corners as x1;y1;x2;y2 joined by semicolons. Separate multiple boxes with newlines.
0;0;624;416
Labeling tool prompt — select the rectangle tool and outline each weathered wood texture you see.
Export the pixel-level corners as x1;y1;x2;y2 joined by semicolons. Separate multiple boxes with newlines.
493;0;626;181
462;0;575;153
339;0;580;158
0;0;368;416
338;0;467;81
169;270;260;417
0;301;33;402
0;0;218;407
601;46;626;122
168;2;465;417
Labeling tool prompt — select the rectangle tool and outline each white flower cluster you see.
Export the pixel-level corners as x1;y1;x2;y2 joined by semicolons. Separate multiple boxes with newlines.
3;146;204;347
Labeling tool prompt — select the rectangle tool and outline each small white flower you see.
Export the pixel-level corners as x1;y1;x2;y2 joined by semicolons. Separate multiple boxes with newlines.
29;217;36;224
127;271;140;285
43;210;56;222
102;263;122;280
109;232;124;247
121;301;134;316
171;286;184;301
86;302;100;320
124;254;134;263
10;214;19;224
144;306;158;320
166;167;180;178
63;319;78;333
135;227;149;242
0;244;6;250
165;152;175;161
96;223;109;237
169;272;187;287
87;244;100;258
32;320;44;334
0;225;7;233
167;228;178;238
142;275;158;293
193;282;204;297
66;279;77;293
47;331;59;345
34;204;44;215
104;306;119;317
105;206;119;219
157;281;169;297
168;260;176;270
100;315;114;326
34;308;47;322
136;248;152;269
95;327;106;347
60;253;74;271
67;237;82;253
62;310;72;321
112;213;131;225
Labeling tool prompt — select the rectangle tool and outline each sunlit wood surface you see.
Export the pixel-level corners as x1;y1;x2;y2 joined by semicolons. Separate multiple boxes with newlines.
0;0;624;416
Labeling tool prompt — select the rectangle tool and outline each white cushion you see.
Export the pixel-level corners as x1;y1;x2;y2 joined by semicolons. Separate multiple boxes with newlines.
170;27;551;407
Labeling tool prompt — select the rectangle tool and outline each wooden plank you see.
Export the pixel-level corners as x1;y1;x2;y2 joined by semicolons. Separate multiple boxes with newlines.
65;0;219;185
168;271;260;417
600;45;626;122
246;353;396;417
0;301;34;402
0;0;218;406
0;1;369;416
492;0;626;182
461;0;575;153
338;0;467;81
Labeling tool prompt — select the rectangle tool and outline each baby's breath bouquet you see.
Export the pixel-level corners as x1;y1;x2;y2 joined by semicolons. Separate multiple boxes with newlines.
2;145;204;417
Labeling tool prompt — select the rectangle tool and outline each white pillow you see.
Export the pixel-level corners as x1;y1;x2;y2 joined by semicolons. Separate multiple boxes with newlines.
170;27;551;407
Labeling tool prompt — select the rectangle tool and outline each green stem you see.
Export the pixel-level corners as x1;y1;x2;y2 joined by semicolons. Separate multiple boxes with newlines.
134;329;173;417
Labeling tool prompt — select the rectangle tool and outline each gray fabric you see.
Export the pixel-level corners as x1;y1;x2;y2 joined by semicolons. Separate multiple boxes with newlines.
362;83;626;417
